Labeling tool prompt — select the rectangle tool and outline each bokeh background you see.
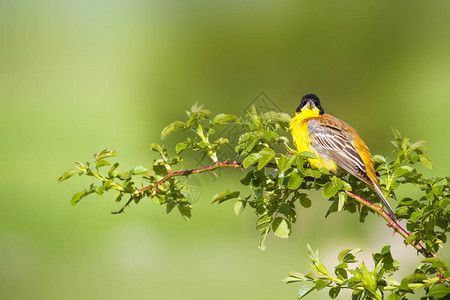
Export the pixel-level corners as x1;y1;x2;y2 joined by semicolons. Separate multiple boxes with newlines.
1;1;449;299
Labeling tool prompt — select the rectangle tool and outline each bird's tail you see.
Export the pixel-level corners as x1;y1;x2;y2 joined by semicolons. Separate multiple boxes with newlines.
373;184;397;221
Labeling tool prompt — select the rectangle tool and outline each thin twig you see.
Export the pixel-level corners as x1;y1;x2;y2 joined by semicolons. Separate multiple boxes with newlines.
111;161;243;214
345;191;433;258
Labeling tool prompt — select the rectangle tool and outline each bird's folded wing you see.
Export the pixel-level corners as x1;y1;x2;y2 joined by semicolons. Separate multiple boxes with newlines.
310;123;372;185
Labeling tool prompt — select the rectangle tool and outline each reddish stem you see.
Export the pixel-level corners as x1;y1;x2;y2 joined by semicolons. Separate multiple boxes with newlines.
345;191;433;258
111;162;243;214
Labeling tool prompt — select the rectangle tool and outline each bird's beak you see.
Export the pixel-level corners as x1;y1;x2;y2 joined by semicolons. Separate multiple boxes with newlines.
304;100;317;110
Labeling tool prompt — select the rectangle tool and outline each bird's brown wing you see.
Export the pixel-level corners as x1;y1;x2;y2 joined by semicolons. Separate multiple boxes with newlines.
308;122;373;186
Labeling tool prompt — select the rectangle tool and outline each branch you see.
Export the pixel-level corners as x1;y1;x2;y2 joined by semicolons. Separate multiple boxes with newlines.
111;161;244;214
345;191;434;258
111;160;439;268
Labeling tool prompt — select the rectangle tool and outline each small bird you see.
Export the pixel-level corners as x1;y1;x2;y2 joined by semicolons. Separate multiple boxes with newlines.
289;93;396;220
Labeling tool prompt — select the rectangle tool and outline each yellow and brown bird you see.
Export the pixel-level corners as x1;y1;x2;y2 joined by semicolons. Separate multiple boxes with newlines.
289;93;396;220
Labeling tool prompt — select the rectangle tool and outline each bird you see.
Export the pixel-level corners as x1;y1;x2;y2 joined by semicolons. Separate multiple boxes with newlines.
289;93;396;220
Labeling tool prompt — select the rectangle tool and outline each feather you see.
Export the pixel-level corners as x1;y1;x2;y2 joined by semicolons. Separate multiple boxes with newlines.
309;123;372;185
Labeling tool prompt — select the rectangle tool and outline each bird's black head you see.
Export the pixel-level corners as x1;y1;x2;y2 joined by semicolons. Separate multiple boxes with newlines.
295;93;324;115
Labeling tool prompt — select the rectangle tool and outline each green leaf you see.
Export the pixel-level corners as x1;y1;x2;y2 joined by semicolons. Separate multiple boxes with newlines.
211;113;238;126
234;200;245;216
257;148;275;170
149;143;163;154
177;204;192;221
277;155;296;172
405;273;427;283
428;283;450;298
393;165;413;178
256;215;272;231
338;248;362;263
245;134;259;152
373;155;386;164
299;194;311;208
329;287;340;299
404;234;417;245
211;190;240;204
288;171;303;190
410;140;427;151
71;191;86;206
419;155;434;169
282;271;307;284
297;282;316;299
264;111;291;123
387;294;402;300
94;149;117;161
131;166;148;175
315;279;328;290
175;142;188;154
296;155;304;169
57;169;78;182
298;151;316;159
337;192;346;211
421;258;447;268
391;127;402;140
272;217;291;238
95;160;111;169
323;182;338;198
161;121;184;139
242;153;262;168
258;228;269;251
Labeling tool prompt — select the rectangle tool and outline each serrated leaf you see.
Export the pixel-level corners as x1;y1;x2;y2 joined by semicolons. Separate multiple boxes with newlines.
329;287;340;299
234;200;245;216
272;217;291;238
242;153;262;168
211;113;238;126
288;171;303;190
96;160;111;169
264;111;292;123
257;148;275;170
421;258;447;268
391;127;402;140
277;155;296;172
282;271;307;284
71;191;86;206
161;121;184;139
323;182;338;198
338;248;362;263
337;192;346;211
410;140;427;151
57;169;78;182
177;204;192;221
211;190;240;204
297;282;316;299
387;294;402;300
245;134;259;152
428;283;450;298
405;273;427;283
298;151;316;159
175;142;188;154
419;155;434;169
373;155;386;164
315;279;328;290
94;149;117;161
258;228;269;251
256;215;272;231
131;166;148;175
393;166;413;178
149;143;163;154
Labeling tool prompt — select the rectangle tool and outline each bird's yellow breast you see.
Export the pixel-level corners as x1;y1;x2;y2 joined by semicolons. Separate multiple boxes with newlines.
289;109;338;171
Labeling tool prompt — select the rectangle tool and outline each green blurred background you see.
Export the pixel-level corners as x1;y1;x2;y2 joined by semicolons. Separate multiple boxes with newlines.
1;1;449;299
